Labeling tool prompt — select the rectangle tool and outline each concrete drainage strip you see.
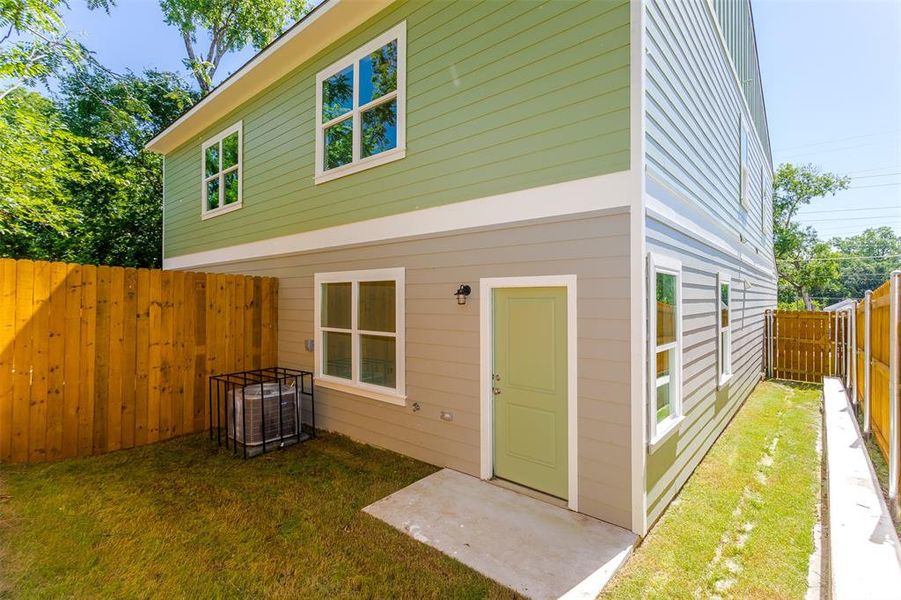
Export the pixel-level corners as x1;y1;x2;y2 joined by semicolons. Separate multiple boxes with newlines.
822;376;901;599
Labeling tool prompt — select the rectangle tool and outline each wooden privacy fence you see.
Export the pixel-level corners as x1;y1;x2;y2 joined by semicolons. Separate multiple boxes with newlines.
764;310;841;383
854;280;895;463
0;258;278;464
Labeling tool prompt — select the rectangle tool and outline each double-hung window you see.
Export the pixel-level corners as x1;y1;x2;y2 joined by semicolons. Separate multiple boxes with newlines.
201;122;242;218
717;272;732;386
648;254;683;444
314;268;406;404
739;117;750;209
315;22;406;184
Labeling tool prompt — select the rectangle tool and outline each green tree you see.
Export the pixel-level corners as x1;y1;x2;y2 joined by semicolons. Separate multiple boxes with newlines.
0;88;110;257
0;0;114;99
773;163;850;309
53;68;197;267
159;0;308;93
831;227;901;298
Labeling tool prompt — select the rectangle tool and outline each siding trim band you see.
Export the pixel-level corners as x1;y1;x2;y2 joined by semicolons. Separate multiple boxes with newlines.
163;171;633;270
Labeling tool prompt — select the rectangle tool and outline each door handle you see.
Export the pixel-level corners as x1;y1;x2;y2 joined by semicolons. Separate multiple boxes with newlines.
492;387;502;396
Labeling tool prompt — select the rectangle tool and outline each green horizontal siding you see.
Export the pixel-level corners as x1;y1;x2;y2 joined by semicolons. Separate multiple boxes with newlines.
163;0;631;258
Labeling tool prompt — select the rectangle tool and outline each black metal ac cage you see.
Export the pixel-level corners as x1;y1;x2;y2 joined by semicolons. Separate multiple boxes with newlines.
209;367;315;458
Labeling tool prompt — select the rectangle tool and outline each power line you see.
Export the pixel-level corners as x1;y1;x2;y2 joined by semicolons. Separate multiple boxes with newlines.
774;129;901;153
853;171;901;179
844;165;901;176
779;139;901;160
801;215;901;223
798;206;901;215
846;182;901;190
776;253;901;261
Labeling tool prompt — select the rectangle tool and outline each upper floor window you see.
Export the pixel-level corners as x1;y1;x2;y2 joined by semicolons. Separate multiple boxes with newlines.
314;268;406;405
315;22;406;185
201;122;242;219
760;165;770;236
739;118;749;209
648;253;683;445
717;272;732;386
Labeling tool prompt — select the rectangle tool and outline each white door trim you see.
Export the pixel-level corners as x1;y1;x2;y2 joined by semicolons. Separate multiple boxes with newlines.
479;275;578;512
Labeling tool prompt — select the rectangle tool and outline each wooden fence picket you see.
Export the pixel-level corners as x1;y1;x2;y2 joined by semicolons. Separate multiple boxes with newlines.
0;258;278;464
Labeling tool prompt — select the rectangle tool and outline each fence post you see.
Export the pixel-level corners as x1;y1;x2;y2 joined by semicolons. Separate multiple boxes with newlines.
833;309;839;376
847;308;853;392
864;290;872;436
889;271;900;508
851;306;857;399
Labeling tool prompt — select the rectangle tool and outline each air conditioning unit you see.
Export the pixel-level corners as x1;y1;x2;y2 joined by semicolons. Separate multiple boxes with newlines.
210;367;315;458
228;381;297;449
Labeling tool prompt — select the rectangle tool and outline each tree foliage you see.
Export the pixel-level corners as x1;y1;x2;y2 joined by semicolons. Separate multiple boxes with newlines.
831;227;901;298
0;0;114;99
0;69;196;267
159;0;308;93
0;88;105;252
772;163;849;309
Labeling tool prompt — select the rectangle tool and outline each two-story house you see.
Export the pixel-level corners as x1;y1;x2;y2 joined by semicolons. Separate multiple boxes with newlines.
147;0;774;537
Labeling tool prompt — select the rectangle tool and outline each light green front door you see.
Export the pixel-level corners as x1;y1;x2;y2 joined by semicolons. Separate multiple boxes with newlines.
492;287;568;499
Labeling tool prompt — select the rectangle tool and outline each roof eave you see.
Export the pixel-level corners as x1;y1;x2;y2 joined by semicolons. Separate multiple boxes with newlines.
146;0;396;155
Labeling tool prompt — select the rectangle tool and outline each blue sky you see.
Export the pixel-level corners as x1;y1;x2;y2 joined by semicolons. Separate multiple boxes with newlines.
61;0;900;240
754;0;900;239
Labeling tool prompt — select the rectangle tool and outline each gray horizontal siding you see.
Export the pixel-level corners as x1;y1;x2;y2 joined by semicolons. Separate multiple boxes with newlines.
645;216;776;525
196;210;634;529
645;0;773;261
711;0;771;160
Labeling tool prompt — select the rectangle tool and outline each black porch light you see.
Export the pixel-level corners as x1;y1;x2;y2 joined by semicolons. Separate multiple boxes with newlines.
454;284;471;305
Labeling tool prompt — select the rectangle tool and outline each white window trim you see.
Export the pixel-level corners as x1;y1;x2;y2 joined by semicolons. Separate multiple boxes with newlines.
648;253;684;449
314;21;407;185
200;121;243;219
717;272;733;387
313;267;406;405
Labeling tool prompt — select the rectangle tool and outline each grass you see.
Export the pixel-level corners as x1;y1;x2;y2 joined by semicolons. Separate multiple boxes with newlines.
602;381;823;599
0;432;518;599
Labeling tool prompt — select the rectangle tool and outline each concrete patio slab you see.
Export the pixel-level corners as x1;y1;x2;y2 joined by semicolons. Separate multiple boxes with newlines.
824;377;901;599
363;468;637;599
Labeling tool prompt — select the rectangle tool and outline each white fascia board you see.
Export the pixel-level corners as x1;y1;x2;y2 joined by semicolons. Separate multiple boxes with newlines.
164;170;633;270
146;0;396;155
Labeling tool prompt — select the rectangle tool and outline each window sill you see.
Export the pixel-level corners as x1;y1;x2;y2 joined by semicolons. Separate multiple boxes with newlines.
314;147;405;185
718;373;733;390
201;202;242;220
648;414;685;452
314;378;406;406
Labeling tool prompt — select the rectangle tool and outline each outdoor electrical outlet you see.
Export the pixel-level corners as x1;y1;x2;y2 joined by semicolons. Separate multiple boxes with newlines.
304;339;314;352
440;411;453;422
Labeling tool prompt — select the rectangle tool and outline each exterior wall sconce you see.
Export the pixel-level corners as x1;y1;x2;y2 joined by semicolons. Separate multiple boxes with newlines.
454;284;471;305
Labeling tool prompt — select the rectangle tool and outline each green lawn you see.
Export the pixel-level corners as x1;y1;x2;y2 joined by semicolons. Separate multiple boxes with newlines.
0;432;517;598
602;381;822;600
